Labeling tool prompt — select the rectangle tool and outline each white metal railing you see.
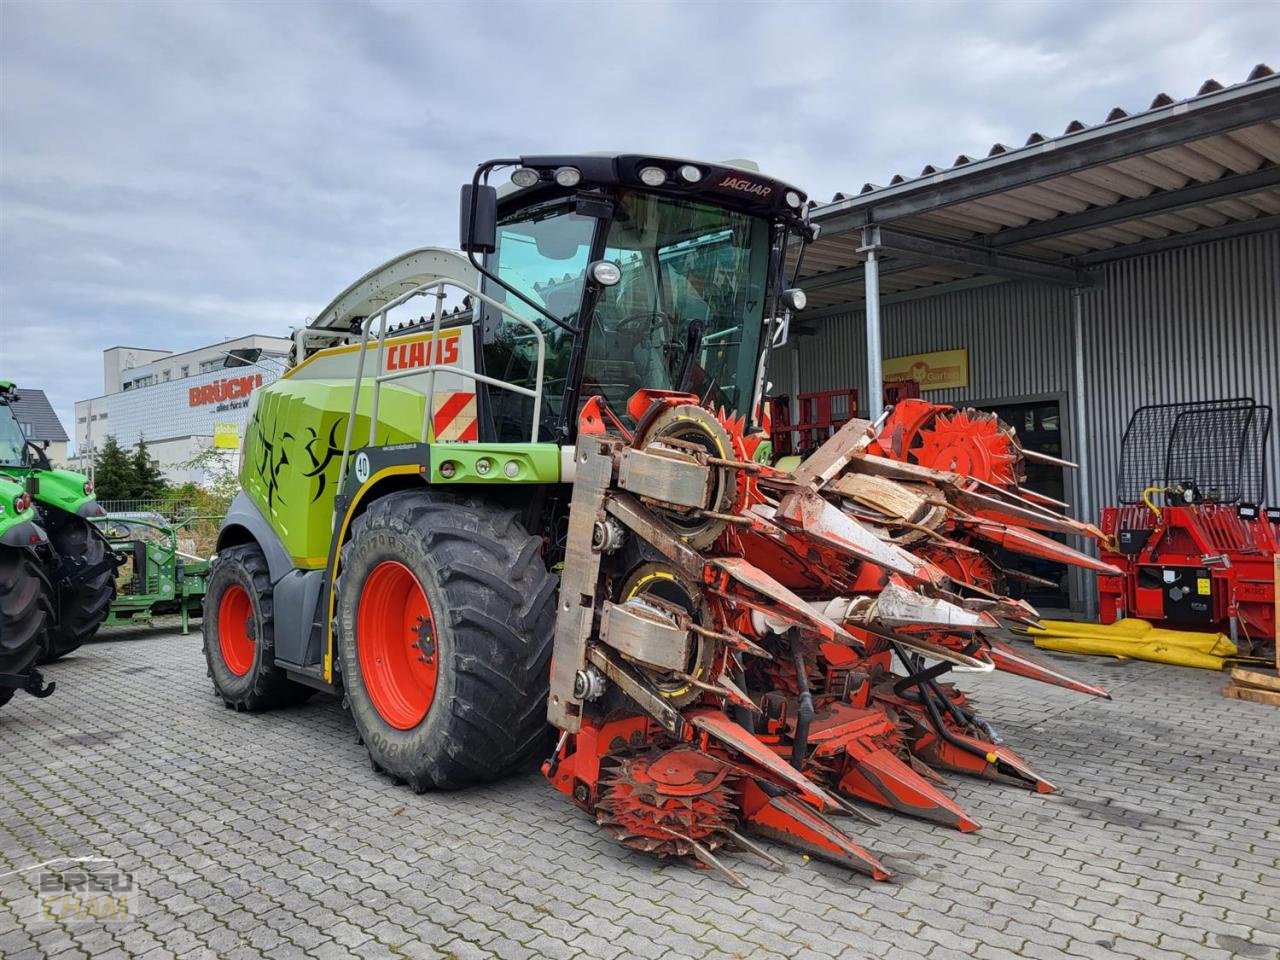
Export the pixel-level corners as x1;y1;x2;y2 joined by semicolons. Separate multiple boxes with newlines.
336;278;546;490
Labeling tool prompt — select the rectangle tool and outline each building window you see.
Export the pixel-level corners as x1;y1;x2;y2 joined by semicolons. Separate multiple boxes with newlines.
180;365;190;378
162;369;171;381
199;358;223;373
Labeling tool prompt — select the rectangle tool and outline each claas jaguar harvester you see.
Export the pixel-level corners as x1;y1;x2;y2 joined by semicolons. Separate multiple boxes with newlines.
206;155;1117;885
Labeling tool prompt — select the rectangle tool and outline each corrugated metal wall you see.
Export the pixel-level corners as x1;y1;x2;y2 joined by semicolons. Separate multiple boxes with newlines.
771;228;1280;611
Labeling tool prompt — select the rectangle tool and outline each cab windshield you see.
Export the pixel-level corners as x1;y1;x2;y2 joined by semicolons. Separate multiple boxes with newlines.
0;404;28;467
587;192;769;416
481;191;771;440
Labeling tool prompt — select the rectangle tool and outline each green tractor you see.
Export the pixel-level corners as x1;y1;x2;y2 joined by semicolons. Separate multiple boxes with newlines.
204;155;811;787
0;473;53;705
0;380;117;705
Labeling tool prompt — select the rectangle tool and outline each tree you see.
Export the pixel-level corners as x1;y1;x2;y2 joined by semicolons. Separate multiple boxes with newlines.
180;442;239;513
92;436;136;501
130;437;168;500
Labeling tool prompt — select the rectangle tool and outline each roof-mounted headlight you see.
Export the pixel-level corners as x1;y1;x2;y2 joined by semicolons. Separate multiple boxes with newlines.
678;164;702;183
554;166;582;187
510;167;540;188
784;190;802;209
638;166;668;187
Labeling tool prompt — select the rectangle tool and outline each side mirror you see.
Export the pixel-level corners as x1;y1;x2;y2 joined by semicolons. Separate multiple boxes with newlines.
459;184;498;254
780;288;807;312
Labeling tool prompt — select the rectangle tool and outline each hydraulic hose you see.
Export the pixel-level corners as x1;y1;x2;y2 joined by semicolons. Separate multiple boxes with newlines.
789;631;814;770
888;641;993;766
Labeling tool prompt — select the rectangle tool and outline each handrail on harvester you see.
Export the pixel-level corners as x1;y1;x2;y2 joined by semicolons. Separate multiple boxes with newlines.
335;278;546;491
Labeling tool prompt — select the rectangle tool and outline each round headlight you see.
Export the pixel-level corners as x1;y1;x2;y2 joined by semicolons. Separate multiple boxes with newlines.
784;190;802;209
439;460;457;478
589;260;622;286
638;166;668;187
781;288;807;312
510;167;540;188
678;164;702;183
554;166;582;187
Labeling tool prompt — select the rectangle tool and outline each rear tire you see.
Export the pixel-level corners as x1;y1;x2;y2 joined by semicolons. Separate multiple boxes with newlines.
335;490;556;790
202;543;312;711
41;513;116;662
0;547;52;707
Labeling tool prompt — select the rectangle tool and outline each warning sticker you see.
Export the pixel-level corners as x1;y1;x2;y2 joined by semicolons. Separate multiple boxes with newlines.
1196;577;1212;596
432;391;478;442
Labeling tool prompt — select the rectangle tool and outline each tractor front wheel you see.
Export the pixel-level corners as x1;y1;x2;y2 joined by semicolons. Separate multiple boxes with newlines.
0;546;53;707
40;513;117;662
335;490;556;790
202;543;312;711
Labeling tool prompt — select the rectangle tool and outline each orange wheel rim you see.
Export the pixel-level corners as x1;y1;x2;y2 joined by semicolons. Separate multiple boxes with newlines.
357;560;439;730
218;583;255;676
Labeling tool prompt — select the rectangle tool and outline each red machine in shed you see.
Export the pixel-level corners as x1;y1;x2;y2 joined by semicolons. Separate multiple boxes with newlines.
1098;399;1277;648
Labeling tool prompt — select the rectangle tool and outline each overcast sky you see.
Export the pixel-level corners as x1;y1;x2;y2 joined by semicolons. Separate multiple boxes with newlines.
1;0;1276;445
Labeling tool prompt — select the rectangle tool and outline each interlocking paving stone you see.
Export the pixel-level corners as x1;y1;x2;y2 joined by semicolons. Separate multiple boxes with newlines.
2;631;1278;959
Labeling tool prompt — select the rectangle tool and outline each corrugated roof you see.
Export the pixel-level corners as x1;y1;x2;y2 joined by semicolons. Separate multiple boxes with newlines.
797;64;1280;317
10;388;69;443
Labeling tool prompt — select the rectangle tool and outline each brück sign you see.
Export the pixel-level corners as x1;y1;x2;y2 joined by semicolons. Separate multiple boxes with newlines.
189;373;264;407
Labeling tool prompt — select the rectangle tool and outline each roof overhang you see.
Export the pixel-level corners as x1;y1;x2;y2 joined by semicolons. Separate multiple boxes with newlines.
794;65;1280;320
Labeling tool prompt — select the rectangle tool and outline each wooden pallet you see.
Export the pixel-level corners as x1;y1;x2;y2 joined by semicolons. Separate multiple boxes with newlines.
1220;556;1278;705
1223;667;1280;707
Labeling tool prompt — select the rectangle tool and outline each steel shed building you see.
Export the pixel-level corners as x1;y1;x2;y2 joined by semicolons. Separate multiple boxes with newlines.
772;65;1280;615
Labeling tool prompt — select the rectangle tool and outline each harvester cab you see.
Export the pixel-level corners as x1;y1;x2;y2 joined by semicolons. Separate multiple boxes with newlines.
207;154;1118;887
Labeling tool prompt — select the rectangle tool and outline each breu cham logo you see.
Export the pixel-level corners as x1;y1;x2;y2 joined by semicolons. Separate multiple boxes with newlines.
35;861;136;923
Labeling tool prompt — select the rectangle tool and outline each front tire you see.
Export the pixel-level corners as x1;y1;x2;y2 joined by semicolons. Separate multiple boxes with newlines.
202;543;312;711
41;513;117;662
0;547;52;707
335;490;556;791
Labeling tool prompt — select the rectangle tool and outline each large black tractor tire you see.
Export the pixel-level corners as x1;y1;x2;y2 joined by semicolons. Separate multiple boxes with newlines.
41;513;117;662
1;547;53;708
202;543;313;711
335;490;556;791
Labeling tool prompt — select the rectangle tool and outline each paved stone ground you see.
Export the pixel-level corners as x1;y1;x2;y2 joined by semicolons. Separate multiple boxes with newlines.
2;628;1277;960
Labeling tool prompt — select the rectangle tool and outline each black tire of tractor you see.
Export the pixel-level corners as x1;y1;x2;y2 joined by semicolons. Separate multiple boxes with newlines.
202;543;313;711
0;547;53;708
335;490;556;791
40;513;117;662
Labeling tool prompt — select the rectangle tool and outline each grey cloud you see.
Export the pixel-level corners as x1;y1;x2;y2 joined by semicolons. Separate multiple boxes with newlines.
1;0;1274;438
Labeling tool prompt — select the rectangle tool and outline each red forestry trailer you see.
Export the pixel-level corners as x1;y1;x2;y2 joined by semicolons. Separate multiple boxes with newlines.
1098;399;1277;649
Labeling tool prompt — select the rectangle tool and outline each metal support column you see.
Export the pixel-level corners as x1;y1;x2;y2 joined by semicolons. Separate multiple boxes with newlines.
861;226;883;421
1071;286;1097;620
789;344;801;430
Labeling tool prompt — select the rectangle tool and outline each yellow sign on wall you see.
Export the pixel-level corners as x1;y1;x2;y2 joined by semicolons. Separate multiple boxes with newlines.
213;423;240;449
883;348;969;391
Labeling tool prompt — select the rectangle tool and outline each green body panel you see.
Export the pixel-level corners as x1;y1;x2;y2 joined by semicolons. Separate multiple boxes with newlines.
429;442;561;484
26;467;96;515
0;474;36;539
244;377;569;567
242;377;429;567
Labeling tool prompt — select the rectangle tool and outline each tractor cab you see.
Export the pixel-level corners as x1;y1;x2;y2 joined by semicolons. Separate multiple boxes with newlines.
461;155;812;443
